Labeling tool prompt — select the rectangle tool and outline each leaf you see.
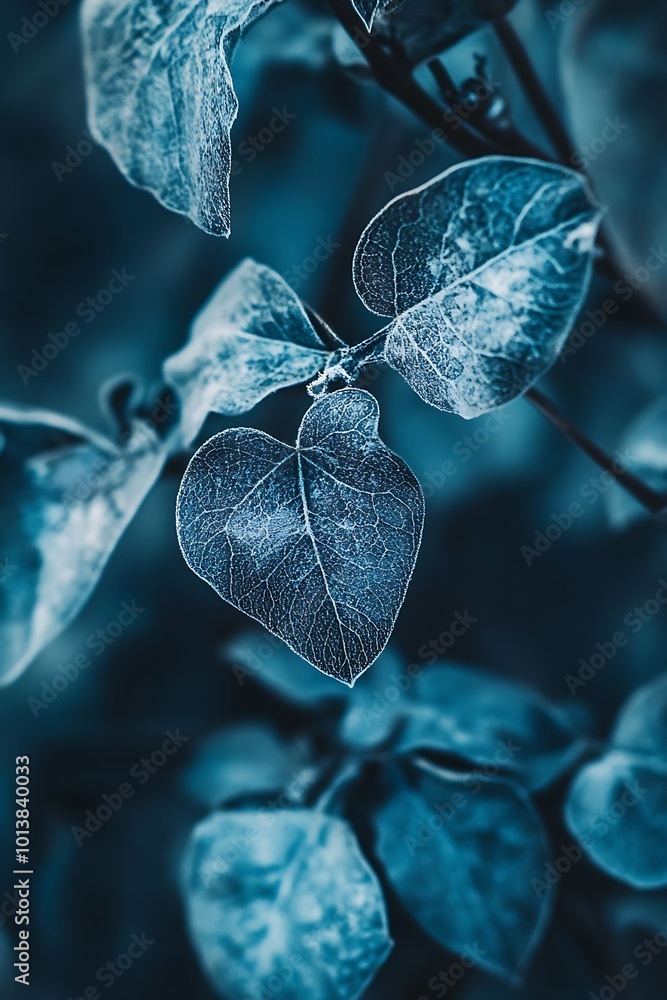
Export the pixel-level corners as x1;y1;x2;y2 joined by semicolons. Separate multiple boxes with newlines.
607;396;667;530
184;808;392;999
565;750;667;889
382;0;518;67
612;672;667;760
163;260;338;445
393;664;584;790
351;0;386;31
0;406;166;685
353;157;602;417
373;760;552;979
81;0;281;236
338;644;411;748
224;629;350;705
176;388;424;685
181;723;316;809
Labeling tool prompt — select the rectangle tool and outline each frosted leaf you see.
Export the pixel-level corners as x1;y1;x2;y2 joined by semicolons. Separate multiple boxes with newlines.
184;808;392;999
353;157;602;417
81;0;281;236
176;389;424;685
0;405;166;684
163;260;339;445
374;760;553;980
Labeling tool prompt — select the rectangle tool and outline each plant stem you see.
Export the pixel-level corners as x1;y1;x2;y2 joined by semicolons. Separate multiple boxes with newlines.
525;387;665;513
324;0;502;158
493;19;577;165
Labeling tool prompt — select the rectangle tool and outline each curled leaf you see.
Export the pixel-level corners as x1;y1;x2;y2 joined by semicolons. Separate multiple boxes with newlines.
81;0;281;235
0;405;166;684
164;259;338;445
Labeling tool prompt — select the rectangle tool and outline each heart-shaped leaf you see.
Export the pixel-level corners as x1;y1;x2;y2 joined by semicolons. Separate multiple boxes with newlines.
164;259;339;445
176;389;424;684
373;760;553;980
0;405;166;685
81;0;281;236
353;157;602;417
184;808;392;999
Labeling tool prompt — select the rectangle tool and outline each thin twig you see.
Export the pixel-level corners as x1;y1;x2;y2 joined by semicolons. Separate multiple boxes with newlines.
494;19;577;165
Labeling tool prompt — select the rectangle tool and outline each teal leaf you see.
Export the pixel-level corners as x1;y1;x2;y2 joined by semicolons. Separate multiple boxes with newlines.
81;0;281;235
353;157;602;417
163;260;338;445
565;750;667;889
184;808;392;999
0;406;166;685
373;760;552;980
176;389;424;684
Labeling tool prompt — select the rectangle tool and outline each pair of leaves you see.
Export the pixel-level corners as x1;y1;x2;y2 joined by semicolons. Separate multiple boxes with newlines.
176;388;424;684
0;405;166;685
81;0;281;237
183;808;392;1000
374;759;553;979
355;157;602;417
566;673;667;887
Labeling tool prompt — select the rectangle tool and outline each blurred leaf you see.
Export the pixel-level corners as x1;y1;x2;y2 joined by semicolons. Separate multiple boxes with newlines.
612;672;667;759
607;396;667;529
393;664;584;789
163;260;338;445
353;157;601;417
176;389;424;685
338;645;410;748
224;629;350;705
182;723;316;809
562;0;667;317
184;808;392;999
81;0;281;236
373;760;552;980
0;405;165;685
565;750;667;888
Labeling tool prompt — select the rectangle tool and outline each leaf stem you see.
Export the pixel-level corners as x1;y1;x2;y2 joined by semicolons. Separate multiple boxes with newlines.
525;387;665;513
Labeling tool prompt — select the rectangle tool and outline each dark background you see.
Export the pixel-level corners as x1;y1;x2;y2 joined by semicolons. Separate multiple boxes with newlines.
1;0;666;997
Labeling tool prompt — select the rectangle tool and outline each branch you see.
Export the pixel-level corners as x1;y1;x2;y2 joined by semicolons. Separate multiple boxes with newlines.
525;387;665;514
